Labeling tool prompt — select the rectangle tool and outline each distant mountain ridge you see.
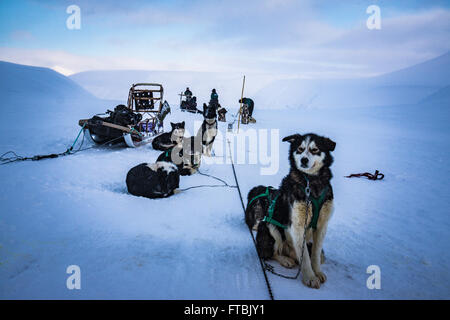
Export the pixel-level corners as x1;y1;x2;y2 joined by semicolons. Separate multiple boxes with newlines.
0;61;96;103
252;51;450;109
68;52;450;110
373;52;450;87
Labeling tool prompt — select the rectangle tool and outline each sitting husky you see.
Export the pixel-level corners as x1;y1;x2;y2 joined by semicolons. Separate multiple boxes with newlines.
246;133;336;289
126;161;180;198
156;136;202;176
196;103;218;156
152;121;185;151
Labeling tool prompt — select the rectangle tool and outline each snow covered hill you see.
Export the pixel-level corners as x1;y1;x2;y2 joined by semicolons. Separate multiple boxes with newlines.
0;61;117;155
68;52;450;111
0;60;449;299
374;52;450;87
0;61;101;118
254;52;450;109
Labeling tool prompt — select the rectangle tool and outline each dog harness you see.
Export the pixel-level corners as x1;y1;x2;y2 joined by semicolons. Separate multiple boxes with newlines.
247;179;329;230
201;121;217;147
247;187;285;229
307;185;329;230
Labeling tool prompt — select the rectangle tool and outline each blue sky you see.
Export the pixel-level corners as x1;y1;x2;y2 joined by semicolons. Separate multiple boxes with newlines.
0;0;449;77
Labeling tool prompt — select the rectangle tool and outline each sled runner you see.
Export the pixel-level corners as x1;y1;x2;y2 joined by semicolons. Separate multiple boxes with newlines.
79;83;170;148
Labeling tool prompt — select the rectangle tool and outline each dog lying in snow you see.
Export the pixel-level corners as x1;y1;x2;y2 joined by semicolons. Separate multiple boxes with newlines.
126;161;180;198
156;136;202;176
196;103;218;157
246;133;336;289
152;121;185;151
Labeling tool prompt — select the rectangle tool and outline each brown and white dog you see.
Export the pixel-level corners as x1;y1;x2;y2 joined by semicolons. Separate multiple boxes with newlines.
246;133;336;289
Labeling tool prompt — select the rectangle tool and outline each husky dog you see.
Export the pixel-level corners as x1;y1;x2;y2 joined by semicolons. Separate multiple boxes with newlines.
126;161;180;198
246;133;336;289
156;136;202;176
152;121;185;151
197;103;218;156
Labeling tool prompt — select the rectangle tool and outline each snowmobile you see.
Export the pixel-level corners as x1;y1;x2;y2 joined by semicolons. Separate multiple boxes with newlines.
79;83;171;148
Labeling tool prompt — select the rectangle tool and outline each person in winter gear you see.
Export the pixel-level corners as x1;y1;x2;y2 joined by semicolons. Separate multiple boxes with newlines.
184;87;193;101
210;88;219;110
239;97;256;123
211;89;218;102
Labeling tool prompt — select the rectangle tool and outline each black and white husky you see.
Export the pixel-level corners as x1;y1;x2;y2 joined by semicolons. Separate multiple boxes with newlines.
246;133;336;289
152;121;185;151
126;161;180;198
156;136;202;176
196;103;218;157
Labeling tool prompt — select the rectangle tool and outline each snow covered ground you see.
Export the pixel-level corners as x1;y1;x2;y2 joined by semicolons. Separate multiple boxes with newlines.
0;61;449;299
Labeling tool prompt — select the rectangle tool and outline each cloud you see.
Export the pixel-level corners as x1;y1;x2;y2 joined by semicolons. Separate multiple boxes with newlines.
2;2;450;78
315;8;450;74
9;30;34;41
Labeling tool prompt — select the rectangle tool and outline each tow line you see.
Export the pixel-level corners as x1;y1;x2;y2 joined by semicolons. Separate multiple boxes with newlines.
226;140;275;300
0;125;124;165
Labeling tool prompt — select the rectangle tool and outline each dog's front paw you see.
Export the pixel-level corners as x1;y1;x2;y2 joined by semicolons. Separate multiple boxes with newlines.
315;271;327;283
302;275;321;289
276;255;297;269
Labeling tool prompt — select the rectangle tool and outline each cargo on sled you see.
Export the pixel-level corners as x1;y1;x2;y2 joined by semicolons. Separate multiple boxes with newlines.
78;83;171;148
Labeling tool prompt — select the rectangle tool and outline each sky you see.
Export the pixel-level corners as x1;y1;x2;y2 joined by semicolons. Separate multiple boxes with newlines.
0;0;449;78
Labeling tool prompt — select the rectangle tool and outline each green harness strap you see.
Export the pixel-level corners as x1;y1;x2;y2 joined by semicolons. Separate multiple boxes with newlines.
247;187;286;229
262;192;284;229
247;187;270;208
247;182;330;231
308;186;329;230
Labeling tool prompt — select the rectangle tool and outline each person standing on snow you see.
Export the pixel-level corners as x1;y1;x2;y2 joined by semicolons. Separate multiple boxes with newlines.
239;97;256;123
210;88;219;110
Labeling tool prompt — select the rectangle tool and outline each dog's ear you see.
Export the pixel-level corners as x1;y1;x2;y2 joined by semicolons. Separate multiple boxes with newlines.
181;121;185;128
320;137;336;151
282;134;302;144
170;122;175;129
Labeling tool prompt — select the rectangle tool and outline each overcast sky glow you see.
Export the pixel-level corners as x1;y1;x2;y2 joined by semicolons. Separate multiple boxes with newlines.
0;0;449;77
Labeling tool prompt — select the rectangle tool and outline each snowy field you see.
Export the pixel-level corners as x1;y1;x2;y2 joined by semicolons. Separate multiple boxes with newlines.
0;61;449;299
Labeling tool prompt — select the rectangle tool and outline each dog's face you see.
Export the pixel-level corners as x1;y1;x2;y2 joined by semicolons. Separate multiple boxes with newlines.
170;121;185;143
283;133;336;175
155;161;180;193
182;136;202;168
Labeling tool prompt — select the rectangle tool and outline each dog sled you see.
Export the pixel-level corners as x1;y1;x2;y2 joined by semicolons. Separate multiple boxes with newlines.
79;83;170;148
179;92;200;113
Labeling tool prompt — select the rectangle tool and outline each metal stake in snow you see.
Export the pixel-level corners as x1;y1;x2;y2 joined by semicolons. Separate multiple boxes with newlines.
237;75;246;133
